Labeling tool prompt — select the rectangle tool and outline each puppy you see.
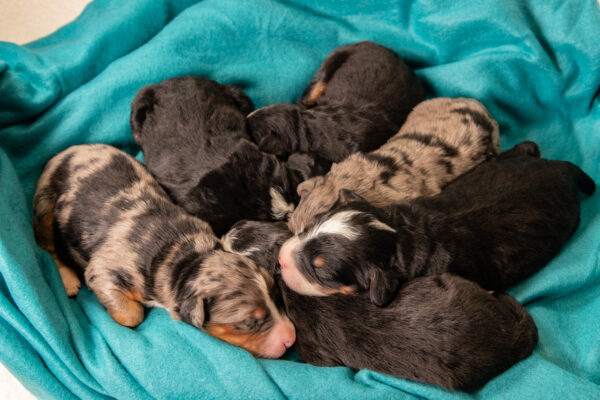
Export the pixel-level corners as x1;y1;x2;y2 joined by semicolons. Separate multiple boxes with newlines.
33;144;295;358
288;97;500;233
279;142;596;305
130;76;328;236
247;41;425;162
223;220;538;392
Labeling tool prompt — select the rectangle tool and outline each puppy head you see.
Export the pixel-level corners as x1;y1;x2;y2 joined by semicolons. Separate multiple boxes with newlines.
247;104;302;157
130;76;253;149
174;250;295;358
222;220;292;276
280;190;400;306
288;175;337;234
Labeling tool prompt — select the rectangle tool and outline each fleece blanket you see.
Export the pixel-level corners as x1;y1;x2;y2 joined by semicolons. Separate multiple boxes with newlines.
1;0;599;398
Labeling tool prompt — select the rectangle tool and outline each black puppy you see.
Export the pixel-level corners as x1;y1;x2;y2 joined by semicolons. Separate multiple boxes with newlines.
278;142;596;305
130;76;329;236
223;220;538;392
247;41;425;162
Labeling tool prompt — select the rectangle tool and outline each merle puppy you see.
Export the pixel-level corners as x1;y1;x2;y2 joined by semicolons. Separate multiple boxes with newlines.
279;142;596;305
223;220;538;392
247;41;425;162
33;145;296;358
130;76;328;236
288;97;500;234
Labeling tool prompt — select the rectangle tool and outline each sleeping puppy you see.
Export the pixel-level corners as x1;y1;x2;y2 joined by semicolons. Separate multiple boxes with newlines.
279;142;596;305
130;76;328;236
288;97;500;233
223;220;538;392
33;144;295;358
247;41;425;162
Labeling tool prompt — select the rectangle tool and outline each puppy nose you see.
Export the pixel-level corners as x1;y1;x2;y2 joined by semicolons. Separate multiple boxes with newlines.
278;255;287;269
276;321;296;348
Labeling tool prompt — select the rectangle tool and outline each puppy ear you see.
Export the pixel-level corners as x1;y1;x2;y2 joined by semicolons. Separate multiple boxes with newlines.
336;189;365;206
369;268;400;307
297;177;319;197
223;85;255;115
178;294;206;328
496;141;541;160
130;87;157;144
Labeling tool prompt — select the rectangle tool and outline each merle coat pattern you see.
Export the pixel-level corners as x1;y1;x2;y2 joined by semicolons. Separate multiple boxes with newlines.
33;144;296;358
288;97;500;233
247;41;425;162
130;76;329;236
279;142;596;306
222;220;538;392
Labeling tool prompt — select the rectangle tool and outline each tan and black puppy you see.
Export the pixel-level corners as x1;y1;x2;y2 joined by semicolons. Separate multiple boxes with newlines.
33;144;295;358
280;142;595;306
288;97;500;233
248;41;425;162
223;220;538;392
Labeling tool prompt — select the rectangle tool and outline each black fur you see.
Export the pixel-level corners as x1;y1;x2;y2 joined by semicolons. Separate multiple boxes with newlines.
130;76;329;235
247;41;425;162
223;220;538;392
290;142;596;305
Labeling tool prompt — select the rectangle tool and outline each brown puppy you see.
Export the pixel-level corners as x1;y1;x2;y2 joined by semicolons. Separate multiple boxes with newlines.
223;220;538;392
288;97;500;233
247;41;425;163
33;144;295;358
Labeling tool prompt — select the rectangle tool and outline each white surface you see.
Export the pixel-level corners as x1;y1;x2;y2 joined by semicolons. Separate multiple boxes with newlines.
0;1;92;398
0;363;36;400
0;0;91;44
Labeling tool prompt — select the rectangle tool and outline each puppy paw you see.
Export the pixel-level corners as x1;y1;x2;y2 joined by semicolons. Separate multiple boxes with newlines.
109;301;144;327
59;267;81;297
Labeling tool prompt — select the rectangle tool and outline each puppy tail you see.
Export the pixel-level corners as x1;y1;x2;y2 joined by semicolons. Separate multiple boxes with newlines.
33;171;58;251
568;163;596;196
298;49;351;107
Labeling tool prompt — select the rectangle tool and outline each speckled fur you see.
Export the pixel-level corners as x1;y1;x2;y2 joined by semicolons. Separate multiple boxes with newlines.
283;142;595;305
33;144;293;357
289;97;500;233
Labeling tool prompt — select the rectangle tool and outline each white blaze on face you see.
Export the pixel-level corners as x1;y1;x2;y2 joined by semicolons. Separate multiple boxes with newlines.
278;211;362;296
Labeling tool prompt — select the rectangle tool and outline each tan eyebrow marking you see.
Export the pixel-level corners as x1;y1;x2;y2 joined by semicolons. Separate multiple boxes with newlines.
313;256;326;267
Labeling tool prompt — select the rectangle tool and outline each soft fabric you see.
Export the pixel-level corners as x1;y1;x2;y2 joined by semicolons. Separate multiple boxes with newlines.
0;0;599;398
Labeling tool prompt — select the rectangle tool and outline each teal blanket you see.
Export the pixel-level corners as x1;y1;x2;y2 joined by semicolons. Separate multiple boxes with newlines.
1;0;599;398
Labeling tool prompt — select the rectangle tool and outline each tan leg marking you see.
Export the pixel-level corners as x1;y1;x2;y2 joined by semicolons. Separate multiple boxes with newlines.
58;265;81;297
304;81;327;106
106;291;144;327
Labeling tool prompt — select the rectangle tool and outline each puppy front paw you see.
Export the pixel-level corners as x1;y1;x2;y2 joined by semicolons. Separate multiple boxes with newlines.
59;267;81;297
109;301;144;327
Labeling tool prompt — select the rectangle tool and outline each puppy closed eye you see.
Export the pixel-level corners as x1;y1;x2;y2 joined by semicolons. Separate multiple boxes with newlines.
242;309;267;331
313;256;326;268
